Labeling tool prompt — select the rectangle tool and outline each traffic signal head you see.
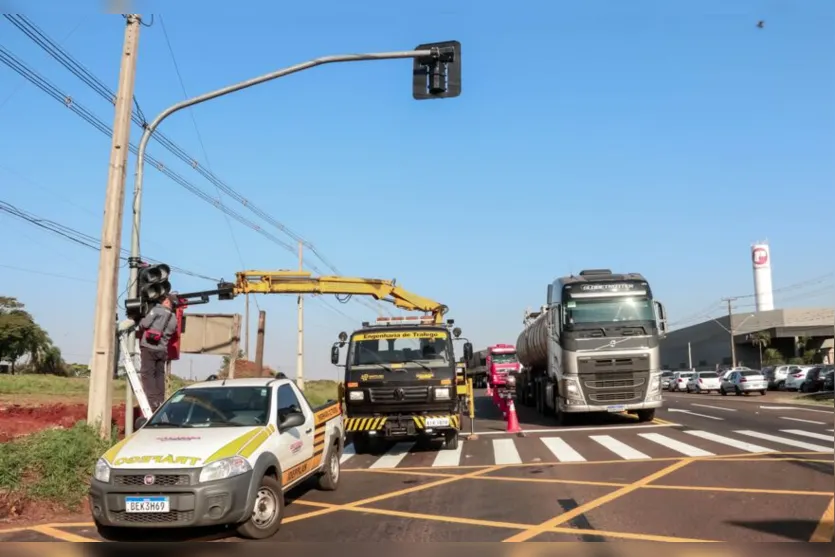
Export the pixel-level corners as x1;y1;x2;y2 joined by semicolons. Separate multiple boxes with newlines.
413;41;461;100
124;263;172;322
140;264;171;303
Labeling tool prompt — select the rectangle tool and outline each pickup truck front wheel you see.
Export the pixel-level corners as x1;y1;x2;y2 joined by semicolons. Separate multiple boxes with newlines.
317;443;341;491
236;476;284;540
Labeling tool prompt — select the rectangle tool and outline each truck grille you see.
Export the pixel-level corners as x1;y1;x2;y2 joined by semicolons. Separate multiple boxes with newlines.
113;474;190;487
111;510;194;524
581;371;650;405
369;386;429;403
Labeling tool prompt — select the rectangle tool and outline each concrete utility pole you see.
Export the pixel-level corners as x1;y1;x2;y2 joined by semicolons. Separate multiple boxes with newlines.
687;342;693;370
87;14;141;439
297;241;305;391
722;297;738;367
255;310;266;376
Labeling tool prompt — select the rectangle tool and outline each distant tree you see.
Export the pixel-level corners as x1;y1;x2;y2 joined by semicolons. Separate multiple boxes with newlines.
748;331;771;368
219;349;245;375
0;296;66;374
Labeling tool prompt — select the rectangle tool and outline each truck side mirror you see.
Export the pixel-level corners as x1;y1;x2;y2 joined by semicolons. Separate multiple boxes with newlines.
654;301;668;338
463;342;473;361
278;411;305;433
134;416;148;430
330;345;340;365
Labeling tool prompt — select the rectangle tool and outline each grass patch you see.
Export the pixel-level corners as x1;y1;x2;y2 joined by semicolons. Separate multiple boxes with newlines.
0;421;115;517
0;373;194;404
302;380;340;407
792;392;834;407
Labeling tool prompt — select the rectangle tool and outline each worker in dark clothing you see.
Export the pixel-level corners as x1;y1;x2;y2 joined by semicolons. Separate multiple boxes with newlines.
138;294;178;410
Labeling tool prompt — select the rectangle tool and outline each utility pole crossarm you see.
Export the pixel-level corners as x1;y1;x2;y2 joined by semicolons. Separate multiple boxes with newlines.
232;271;449;322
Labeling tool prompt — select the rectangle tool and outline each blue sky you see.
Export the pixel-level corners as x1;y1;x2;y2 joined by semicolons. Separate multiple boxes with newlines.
1;1;833;381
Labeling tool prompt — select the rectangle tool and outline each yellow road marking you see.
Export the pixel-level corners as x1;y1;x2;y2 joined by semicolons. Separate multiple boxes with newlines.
645;484;833;497
501;458;695;542
283;464;505;524
809;497;834;542
652;417;678;426
549;525;717;543
290;500;717;542
31;525;99;543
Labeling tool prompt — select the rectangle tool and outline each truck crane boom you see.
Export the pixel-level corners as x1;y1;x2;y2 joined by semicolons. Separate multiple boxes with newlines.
211;270;450;324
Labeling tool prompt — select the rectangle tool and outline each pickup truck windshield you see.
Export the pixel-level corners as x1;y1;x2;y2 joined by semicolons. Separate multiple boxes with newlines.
565;296;655;325
146;386;271;428
350;329;451;368
491;353;518;364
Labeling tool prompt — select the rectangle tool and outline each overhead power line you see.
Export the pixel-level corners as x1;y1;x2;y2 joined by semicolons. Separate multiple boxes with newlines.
0;199;218;282
1;15;390;317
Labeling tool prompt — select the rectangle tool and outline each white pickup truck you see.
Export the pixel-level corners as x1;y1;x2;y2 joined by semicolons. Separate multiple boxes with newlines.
89;377;344;540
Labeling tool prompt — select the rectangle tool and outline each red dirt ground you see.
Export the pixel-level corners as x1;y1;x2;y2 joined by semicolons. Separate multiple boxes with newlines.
0;403;128;443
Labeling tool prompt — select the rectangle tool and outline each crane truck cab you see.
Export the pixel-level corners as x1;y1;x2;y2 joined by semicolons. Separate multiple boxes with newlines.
88;377;344;540
331;315;473;453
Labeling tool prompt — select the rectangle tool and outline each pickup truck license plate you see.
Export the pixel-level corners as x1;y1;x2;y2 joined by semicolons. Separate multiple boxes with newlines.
125;496;169;513
425;417;450;428
606;405;626;413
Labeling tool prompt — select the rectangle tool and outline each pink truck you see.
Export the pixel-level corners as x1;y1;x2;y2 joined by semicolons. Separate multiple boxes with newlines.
487;344;522;394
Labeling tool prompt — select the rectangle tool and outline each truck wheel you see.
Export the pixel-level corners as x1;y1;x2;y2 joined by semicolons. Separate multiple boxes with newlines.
236;475;284;540
444;430;459;450
352;433;371;454
317;442;341;491
636;409;655;423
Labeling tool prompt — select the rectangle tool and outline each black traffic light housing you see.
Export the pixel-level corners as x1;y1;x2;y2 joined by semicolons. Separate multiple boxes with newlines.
125;263;172;322
413;41;461;100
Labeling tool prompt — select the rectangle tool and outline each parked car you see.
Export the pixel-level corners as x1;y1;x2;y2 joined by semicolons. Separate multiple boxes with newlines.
686;371;722;394
784;365;816;391
719;367;752;384
720;369;767;396
670;371;694;392
799;366;828;393
823;369;834;391
764;365;801;390
661;370;674;390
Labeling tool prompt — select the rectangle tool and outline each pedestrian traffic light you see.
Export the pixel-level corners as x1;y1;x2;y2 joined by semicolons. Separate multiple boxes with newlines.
412;40;461;100
125;263;172;322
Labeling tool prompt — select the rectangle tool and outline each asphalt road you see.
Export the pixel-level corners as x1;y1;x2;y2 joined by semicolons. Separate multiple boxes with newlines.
2;389;832;543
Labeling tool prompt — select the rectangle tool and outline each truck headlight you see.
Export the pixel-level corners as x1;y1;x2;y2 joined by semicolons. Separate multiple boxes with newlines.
649;377;661;393
563;378;582;400
349;390;364;401
199;456;252;483
507;375;517;384
434;387;451;400
93;458;111;483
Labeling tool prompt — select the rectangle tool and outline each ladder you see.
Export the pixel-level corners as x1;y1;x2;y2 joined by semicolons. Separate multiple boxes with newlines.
117;328;153;419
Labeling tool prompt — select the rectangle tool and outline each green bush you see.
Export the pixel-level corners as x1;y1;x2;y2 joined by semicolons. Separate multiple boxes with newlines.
0;421;116;512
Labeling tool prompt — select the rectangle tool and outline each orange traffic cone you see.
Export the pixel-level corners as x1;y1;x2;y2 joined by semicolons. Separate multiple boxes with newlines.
506;398;522;434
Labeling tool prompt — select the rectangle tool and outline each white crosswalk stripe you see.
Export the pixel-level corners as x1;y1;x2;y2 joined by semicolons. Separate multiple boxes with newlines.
638;432;715;457
778;429;834;442
341;427;835;470
540;437;586;462
432;440;464;467
340;443;356;464
492;438;522;464
735;431;834;453
590;434;650;460
369;442;415;469
684;430;775;454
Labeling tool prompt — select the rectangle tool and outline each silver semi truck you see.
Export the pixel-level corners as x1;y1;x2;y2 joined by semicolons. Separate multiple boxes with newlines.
515;269;668;425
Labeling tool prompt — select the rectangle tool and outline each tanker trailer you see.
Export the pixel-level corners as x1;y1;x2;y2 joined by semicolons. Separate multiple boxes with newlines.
515;269;669;425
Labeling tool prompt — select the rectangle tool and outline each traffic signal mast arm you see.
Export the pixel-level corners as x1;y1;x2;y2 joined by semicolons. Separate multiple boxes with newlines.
224;270;449;324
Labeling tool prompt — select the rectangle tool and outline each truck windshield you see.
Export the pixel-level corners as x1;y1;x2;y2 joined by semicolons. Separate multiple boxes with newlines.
350;329;451;368
145;386;271;428
491;353;518;364
564;296;655;325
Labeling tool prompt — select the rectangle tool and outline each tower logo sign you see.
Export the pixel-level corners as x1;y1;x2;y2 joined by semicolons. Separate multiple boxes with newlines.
752;247;769;267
